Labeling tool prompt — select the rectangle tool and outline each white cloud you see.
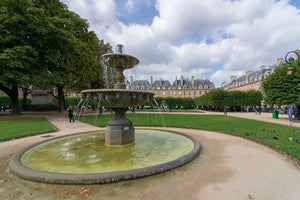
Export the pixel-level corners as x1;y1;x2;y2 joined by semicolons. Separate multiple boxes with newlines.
125;0;135;14
61;0;300;87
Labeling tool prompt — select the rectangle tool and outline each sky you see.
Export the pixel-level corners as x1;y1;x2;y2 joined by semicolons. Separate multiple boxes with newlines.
61;0;300;87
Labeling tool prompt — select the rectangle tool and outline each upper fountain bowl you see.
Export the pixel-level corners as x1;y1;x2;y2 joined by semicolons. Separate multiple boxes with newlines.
101;53;139;70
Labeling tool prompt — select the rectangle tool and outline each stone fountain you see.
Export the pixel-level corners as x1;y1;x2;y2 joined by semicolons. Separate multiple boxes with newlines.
9;45;200;184
81;44;154;145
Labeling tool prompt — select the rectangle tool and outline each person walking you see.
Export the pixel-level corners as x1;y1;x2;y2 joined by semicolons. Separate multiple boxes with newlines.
68;106;75;123
288;105;294;126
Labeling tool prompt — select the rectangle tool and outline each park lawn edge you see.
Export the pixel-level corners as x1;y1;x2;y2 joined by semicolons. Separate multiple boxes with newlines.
0;117;57;142
80;113;300;165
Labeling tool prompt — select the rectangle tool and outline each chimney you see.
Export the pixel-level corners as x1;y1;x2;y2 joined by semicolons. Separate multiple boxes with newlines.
246;71;252;78
175;76;177;85
276;58;283;66
181;75;183;86
192;76;195;85
130;76;133;86
230;76;236;82
295;50;300;59
160;78;163;86
150;76;153;86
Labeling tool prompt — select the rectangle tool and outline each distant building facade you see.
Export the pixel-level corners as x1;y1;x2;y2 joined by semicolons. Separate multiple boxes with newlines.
222;50;300;92
126;75;215;99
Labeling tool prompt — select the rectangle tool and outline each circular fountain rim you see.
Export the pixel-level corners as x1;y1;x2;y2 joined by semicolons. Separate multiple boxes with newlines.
9;128;200;185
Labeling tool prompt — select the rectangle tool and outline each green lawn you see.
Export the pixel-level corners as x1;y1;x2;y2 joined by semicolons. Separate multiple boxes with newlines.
0;118;56;141
136;109;204;113
80;113;300;161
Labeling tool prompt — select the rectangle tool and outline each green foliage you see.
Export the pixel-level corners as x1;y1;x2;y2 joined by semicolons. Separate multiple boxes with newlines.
53;96;81;106
0;118;55;141
0;0;111;113
0;95;10;105
0;95;31;105
262;60;300;105
154;97;195;108
195;89;262;107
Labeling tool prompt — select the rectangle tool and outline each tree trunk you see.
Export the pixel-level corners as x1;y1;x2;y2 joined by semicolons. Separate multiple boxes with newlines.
10;85;21;115
57;86;65;112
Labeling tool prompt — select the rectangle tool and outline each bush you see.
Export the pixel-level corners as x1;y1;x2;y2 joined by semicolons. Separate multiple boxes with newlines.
0;95;31;105
53;96;82;107
154;97;195;109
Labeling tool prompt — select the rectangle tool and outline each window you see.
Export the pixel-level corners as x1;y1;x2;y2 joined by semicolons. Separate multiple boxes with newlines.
179;91;182;95
157;91;160;95
205;91;207;94
194;91;196;95
199;91;202;95
189;91;191;96
163;92;165;96
173;91;176;95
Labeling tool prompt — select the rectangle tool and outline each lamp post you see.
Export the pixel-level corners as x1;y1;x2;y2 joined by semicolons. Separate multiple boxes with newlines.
285;50;300;120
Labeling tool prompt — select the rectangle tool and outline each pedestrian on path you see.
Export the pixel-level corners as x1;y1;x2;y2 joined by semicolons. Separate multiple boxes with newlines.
68;106;75;123
288;105;294;126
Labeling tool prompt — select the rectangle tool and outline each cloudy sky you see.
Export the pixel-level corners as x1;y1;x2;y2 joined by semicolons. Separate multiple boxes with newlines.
61;0;300;87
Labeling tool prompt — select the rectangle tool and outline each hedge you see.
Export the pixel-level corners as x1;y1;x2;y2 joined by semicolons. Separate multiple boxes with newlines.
0;95;31;106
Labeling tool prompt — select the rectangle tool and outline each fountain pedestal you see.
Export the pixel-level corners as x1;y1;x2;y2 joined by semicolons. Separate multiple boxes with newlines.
81;49;154;145
106;108;134;145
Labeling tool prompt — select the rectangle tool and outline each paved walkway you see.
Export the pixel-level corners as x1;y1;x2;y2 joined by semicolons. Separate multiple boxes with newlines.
0;112;299;199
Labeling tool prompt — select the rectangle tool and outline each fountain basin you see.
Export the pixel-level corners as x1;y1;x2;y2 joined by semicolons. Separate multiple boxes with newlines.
101;53;139;69
81;89;154;108
9;129;200;184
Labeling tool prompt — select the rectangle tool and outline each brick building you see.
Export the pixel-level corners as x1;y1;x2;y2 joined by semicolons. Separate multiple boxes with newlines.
126;75;215;99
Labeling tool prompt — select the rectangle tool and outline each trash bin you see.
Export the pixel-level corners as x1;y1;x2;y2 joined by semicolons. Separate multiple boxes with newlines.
272;110;279;119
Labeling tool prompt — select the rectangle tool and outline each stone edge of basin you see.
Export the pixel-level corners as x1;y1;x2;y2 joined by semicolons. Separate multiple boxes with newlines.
9;129;201;185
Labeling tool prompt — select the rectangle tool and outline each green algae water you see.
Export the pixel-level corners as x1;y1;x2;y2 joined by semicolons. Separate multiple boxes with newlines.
22;130;194;174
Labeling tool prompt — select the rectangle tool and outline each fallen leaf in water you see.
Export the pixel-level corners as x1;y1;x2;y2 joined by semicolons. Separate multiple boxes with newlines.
34;188;41;191
146;153;150;156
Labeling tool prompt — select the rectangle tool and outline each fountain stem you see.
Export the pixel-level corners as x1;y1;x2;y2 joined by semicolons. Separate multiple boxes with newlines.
114;67;126;89
106;108;134;145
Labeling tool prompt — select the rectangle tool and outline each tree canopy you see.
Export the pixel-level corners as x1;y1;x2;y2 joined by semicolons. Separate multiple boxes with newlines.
195;89;262;108
262;60;300;105
0;0;111;114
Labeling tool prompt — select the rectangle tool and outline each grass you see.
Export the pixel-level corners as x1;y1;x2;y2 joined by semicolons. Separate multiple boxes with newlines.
136;109;204;113
0;118;56;141
80;113;300;161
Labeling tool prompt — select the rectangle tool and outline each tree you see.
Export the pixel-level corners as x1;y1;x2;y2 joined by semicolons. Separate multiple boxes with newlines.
0;0;110;114
262;60;300;105
0;0;43;114
245;90;263;106
195;89;263;111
